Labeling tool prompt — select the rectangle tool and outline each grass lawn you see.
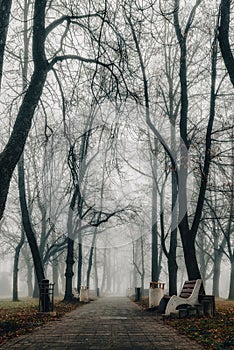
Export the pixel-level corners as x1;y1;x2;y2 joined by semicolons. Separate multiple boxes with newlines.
0;297;84;346
135;296;234;350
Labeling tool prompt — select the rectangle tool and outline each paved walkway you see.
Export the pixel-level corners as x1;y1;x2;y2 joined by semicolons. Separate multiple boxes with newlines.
0;296;203;349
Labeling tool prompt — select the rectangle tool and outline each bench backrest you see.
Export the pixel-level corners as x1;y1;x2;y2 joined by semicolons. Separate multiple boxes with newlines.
179;280;201;298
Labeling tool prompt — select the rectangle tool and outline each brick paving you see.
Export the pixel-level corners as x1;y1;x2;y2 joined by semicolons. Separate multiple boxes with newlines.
0;296;203;349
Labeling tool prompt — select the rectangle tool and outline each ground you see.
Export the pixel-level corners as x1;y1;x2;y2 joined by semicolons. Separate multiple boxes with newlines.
0;296;233;349
135;296;234;350
0;297;83;345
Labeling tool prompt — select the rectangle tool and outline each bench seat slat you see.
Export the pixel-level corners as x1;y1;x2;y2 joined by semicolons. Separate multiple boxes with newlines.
180;292;192;298
183;282;196;287
184;280;197;284
180;288;194;293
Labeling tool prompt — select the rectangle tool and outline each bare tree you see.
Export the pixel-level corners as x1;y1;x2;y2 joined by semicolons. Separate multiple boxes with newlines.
0;0;121;222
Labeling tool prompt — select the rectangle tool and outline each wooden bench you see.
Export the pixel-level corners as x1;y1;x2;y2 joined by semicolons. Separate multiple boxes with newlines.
164;279;203;315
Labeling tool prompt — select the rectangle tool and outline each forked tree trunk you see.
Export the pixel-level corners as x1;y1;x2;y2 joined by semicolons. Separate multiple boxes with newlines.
0;0;48;222
175;1;217;281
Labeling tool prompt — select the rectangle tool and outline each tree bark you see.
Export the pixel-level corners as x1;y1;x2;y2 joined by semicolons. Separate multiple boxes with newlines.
64;238;74;301
87;246;94;289
77;236;82;293
168;255;178;295
59;263;65;295
213;254;222;297
101;248;107;293
18;154;45;286
94;247;99;296
26;260;33;297
22;247;34;297
32;271;39;298
52;255;59;297
0;0;12;90
0;0;48;221
140;236;145;292
151;140;160;282
64;187;79;301
229;258;234;300
169;122;178;295
12;227;25;301
218;0;234;88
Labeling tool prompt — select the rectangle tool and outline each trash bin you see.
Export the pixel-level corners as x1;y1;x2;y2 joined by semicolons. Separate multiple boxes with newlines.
135;287;141;301
39;279;55;312
149;282;165;308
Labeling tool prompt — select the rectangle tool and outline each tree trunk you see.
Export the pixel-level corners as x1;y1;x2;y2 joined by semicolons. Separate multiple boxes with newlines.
64;188;79;301
26;259;33;297
64;238;74;301
18;154;45;286
106;249;112;293
0;0;12;90
77;239;82;293
218;0;234;88
213;254;222;297
180;231;202;281
0;0;48;222
86;246;94;289
12;227;25;301
86;227;98;288
59;263;65;295
140;236;145;293
176;28;200;280
229;258;234;300
52;255;59;297
168;255;178;296
151;139;160;282
94;247;99;296
178;11;217;281
101;248;107;293
32;272;39;298
168;122;178;295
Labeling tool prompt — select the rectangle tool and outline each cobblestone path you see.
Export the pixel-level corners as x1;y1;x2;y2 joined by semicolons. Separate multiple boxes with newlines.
0;296;203;349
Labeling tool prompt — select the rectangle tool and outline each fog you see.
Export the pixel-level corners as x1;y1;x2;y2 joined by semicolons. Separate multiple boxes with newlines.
0;244;231;300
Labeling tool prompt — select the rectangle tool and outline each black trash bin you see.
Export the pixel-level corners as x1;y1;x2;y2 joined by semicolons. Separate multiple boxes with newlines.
135;287;141;301
39;279;55;312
